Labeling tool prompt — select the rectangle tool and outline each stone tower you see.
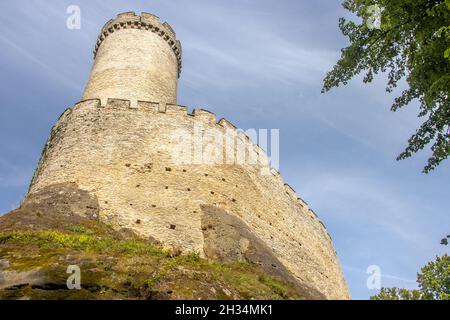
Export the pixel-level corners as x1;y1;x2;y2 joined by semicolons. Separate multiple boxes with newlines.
82;12;181;106
28;12;350;299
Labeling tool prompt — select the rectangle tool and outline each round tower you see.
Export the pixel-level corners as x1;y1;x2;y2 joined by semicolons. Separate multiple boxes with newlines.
82;12;182;105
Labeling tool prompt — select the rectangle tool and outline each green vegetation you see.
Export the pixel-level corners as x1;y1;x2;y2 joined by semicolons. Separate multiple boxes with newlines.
441;234;449;245
0;228;301;300
258;275;289;298
0;229;164;257
323;0;450;173
370;254;450;300
66;225;95;235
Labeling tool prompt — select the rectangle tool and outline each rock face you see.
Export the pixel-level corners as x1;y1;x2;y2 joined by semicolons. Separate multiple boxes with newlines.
0;183;313;300
5;11;350;299
200;205;326;299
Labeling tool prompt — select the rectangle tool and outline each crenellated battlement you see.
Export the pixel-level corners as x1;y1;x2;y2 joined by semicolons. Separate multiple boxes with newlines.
93;11;182;77
192;109;217;123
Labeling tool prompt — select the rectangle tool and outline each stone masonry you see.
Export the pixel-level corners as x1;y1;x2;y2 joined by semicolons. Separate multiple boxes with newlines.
27;12;350;299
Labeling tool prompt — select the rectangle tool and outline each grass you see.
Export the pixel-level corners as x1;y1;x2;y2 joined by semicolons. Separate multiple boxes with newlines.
0;229;165;257
66;225;95;235
0;229;301;300
258;275;289;298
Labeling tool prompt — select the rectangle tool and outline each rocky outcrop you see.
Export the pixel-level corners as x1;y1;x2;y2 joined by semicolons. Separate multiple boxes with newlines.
0;183;308;300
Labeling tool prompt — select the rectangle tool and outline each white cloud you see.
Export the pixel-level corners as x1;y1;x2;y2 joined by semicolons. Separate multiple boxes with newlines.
299;171;435;249
343;265;417;284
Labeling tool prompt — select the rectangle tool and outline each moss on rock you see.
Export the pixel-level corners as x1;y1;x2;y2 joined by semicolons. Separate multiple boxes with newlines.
0;183;304;300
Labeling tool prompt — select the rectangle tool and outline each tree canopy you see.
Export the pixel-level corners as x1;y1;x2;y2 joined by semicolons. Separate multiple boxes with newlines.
323;0;450;173
370;254;450;300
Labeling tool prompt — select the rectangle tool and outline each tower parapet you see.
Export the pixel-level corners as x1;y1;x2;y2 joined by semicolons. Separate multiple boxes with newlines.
82;12;182;106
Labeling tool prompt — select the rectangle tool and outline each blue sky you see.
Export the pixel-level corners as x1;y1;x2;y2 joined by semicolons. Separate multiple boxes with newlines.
0;0;448;299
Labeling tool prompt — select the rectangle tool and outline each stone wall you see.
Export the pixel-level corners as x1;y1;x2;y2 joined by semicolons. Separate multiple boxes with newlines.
82;12;181;106
28;99;350;299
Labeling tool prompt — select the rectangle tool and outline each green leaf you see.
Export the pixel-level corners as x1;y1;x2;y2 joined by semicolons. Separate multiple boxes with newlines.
323;0;450;173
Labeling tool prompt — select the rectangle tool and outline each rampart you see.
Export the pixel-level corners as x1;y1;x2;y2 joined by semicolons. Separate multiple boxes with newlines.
28;98;350;299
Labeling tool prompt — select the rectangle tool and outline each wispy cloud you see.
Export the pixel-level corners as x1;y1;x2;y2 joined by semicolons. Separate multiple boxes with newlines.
0;33;81;91
300;171;433;249
343;265;417;284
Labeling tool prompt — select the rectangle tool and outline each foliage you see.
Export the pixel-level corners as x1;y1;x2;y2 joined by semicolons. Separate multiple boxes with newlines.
370;254;450;300
371;287;423;300
418;254;450;299
323;0;450;173
441;234;449;245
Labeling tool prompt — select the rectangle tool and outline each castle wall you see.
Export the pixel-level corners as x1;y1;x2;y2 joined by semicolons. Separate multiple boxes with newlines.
28;99;350;299
82;12;181;105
